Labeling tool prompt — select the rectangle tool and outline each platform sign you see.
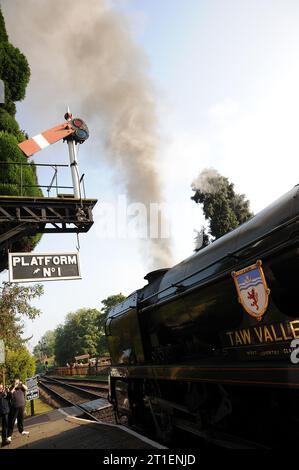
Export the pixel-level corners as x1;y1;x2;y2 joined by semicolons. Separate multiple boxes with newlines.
8;252;81;282
26;376;39;402
26;376;38;390
0;340;5;364
26;389;39;401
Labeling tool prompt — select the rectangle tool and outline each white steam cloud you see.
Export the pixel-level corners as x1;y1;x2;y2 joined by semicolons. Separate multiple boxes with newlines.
191;167;222;194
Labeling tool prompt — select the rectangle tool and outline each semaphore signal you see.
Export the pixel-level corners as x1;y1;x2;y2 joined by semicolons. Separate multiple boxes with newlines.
18;107;89;199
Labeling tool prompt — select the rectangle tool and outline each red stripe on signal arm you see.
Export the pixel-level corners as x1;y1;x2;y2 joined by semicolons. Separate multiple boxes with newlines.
18;139;41;156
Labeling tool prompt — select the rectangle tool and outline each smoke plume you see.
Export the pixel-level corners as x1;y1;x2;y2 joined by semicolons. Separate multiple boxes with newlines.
1;0;172;269
191;167;222;194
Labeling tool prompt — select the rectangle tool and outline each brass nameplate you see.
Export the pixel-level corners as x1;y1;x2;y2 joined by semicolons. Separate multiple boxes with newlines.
222;320;299;348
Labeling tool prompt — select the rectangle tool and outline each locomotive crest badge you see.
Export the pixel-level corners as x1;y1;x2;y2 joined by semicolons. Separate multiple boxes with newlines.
231;260;270;321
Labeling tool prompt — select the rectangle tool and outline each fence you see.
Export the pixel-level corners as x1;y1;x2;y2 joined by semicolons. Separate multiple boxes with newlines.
52;365;110;377
0;161;87;198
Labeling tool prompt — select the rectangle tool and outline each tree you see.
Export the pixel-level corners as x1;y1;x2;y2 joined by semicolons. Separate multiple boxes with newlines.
0;282;43;350
0;8;30;118
46;295;126;365
33;330;56;361
54;308;102;366
0;9;8;43
0;7;42;272
98;293;126;328
191;168;253;243
37;295;126;365
97;293;126;355
5;347;35;384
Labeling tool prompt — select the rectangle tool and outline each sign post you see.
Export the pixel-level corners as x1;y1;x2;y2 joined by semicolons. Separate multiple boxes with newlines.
26;376;39;416
8;252;81;283
0;340;5;388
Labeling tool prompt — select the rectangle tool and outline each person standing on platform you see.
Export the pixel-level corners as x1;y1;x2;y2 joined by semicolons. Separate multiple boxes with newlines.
0;383;10;446
7;379;29;442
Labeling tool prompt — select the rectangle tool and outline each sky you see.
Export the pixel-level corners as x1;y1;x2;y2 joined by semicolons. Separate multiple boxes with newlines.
1;0;299;350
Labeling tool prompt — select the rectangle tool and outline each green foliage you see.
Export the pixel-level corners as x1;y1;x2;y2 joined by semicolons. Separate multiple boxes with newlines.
0;132;42;271
33;330;56;360
0;282;43;350
54;308;102;365
0;109;24;140
2;92;16;116
98;293;126;328
46;294;126;365
25;398;53;416
192;171;253;241
0;42;30;104
97;293;126;355
0;8;30;115
0;132;42;196
0;10;44;383
0;7;42;271
0;8;8;43
5;347;35;384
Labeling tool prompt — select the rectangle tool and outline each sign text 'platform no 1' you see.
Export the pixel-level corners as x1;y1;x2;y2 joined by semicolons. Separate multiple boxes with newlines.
8;252;81;282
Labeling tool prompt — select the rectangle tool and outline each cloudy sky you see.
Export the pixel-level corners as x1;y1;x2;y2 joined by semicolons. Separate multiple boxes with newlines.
1;0;299;349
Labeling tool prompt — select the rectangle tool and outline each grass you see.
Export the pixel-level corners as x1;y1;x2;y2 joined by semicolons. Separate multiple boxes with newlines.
25;398;54;417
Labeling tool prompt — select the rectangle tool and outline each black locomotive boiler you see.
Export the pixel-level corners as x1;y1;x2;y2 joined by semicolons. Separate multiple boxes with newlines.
105;185;299;447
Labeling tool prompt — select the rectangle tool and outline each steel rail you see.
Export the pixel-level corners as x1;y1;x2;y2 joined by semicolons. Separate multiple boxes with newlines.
40;376;108;400
48;376;108;391
38;380;105;423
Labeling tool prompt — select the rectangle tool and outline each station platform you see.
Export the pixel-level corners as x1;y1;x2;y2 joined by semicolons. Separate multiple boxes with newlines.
1;408;165;450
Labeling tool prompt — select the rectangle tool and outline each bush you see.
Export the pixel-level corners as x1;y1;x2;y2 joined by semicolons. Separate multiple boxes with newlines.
0;7;42;270
5;347;35;384
0;43;30;103
0;132;42;197
0;108;21;137
0;9;8;43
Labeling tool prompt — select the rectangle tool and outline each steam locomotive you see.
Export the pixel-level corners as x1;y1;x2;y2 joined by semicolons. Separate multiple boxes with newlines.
105;185;299;447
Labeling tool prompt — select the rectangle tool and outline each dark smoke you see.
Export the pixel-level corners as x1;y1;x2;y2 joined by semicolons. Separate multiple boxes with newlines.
2;0;172;269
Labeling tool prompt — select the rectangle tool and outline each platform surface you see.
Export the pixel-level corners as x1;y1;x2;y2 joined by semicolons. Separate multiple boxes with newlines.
1;409;164;450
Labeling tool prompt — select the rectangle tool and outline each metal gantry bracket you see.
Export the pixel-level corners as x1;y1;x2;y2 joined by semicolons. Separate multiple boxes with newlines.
0;195;97;268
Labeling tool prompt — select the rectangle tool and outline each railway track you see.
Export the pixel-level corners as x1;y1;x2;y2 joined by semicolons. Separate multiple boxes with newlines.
39;377;266;449
41;376;108;397
38;376;115;423
47;376;109;393
39;377;250;448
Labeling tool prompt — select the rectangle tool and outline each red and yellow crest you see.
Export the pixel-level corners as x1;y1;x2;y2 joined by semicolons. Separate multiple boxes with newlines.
231;260;270;321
